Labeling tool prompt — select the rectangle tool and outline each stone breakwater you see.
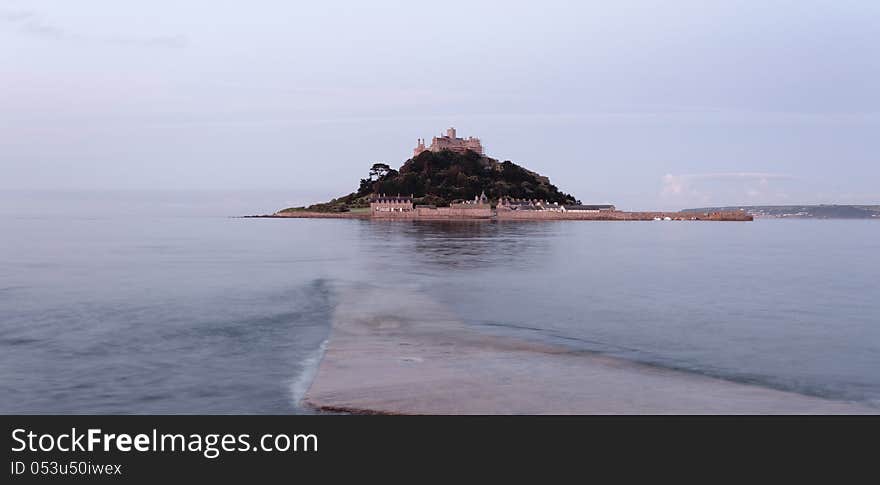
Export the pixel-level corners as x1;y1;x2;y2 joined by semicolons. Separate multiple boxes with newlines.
495;210;752;221
303;285;875;414
373;205;494;219
266;209;752;221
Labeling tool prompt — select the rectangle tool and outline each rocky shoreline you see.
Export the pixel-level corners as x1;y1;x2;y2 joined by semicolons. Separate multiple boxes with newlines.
245;211;370;219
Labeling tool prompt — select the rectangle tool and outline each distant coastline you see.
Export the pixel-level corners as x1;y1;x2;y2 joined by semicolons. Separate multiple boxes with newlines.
684;205;880;219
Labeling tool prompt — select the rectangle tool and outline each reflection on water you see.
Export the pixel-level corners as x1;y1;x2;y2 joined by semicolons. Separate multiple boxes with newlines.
359;220;558;271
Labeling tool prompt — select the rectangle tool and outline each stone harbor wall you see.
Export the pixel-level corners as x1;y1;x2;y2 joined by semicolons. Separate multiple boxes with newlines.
496;210;752;221
371;206;493;219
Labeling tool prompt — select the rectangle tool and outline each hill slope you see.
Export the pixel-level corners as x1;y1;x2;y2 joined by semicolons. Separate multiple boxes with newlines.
279;150;579;213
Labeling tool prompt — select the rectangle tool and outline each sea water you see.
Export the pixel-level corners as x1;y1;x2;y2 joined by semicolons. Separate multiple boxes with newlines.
1;191;878;412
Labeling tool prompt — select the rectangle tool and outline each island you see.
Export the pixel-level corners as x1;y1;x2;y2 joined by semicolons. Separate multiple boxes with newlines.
264;128;752;222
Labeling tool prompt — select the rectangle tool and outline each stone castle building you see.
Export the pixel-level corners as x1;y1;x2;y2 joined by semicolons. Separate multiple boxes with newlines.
413;127;484;157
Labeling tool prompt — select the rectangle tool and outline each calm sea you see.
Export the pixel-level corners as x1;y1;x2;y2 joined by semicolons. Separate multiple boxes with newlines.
1;191;878;412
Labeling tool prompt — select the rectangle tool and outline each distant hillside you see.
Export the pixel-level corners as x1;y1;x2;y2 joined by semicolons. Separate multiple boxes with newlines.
279;150;579;213
683;205;880;219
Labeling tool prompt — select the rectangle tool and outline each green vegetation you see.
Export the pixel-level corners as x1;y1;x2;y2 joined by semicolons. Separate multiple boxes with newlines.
278;150;578;213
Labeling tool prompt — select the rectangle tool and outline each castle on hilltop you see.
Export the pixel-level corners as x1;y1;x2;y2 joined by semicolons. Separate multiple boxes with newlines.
413;127;484;157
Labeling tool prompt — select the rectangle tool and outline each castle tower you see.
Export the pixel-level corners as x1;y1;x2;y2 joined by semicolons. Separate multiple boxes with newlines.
413;138;427;157
446;127;456;139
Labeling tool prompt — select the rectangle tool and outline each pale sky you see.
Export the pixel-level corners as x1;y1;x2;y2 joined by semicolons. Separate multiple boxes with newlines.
2;0;878;210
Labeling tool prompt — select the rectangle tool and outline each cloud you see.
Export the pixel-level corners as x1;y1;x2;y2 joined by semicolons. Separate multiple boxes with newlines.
0;9;35;22
0;8;187;48
661;172;792;205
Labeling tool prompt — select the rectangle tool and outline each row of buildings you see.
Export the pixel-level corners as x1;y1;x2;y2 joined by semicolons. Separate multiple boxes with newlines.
369;194;615;215
497;198;615;213
370;192;493;219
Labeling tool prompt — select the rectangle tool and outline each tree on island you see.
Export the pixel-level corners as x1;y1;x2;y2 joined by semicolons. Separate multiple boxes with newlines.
369;163;391;181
